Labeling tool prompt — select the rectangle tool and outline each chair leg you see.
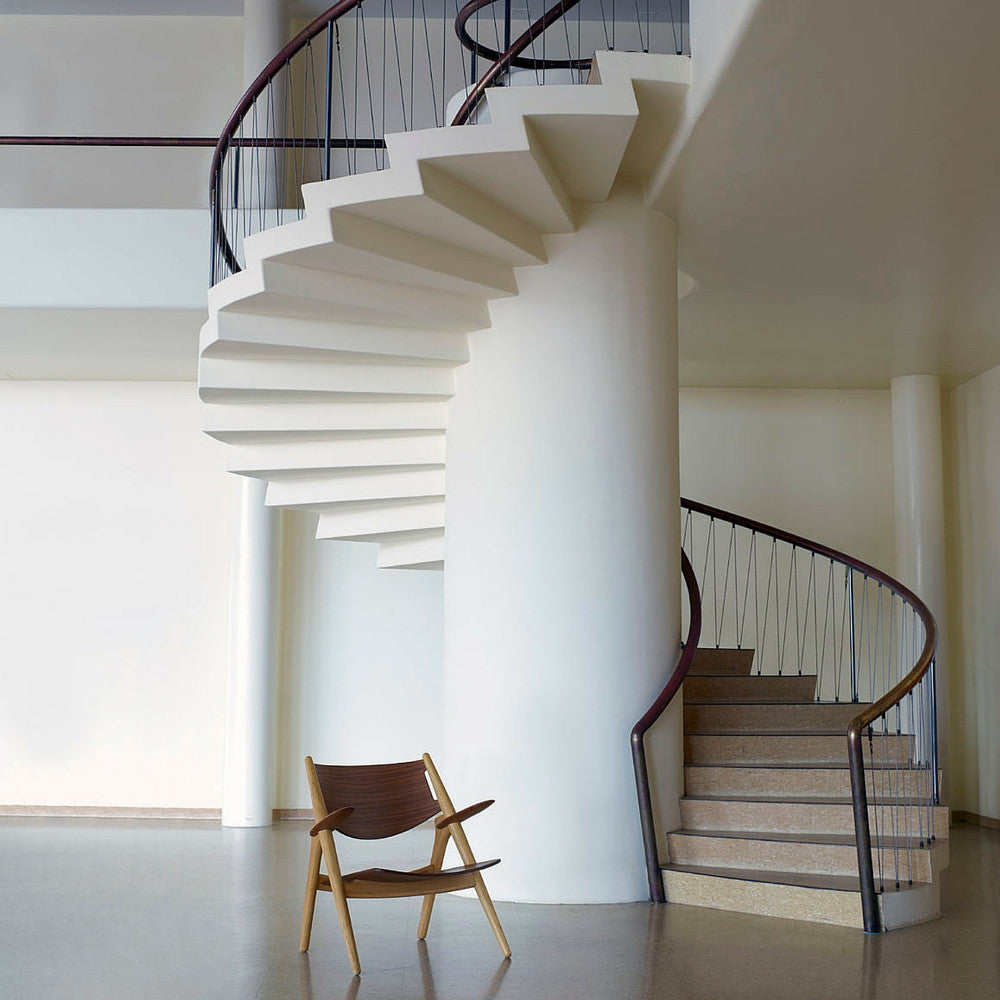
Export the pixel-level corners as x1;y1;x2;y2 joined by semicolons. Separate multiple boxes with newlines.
318;830;362;976
299;836;322;952
417;826;450;939
473;873;511;958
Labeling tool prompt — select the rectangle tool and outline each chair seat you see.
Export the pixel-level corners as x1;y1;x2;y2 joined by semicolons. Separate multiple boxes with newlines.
344;858;500;883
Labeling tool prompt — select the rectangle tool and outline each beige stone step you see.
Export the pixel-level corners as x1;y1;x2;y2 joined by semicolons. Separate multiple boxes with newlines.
660;864;941;930
684;701;865;734
684;764;936;800
687;648;755;676
666;829;948;882
684;732;916;766
679;795;950;838
684;674;817;704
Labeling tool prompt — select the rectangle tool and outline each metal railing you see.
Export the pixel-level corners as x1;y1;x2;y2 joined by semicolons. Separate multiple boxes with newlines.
679;498;938;932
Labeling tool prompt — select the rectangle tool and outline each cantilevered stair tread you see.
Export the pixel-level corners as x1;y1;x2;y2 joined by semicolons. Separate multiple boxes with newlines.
668;828;937;849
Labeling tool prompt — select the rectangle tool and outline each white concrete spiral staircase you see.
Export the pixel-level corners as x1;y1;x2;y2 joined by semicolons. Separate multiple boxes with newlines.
199;51;689;568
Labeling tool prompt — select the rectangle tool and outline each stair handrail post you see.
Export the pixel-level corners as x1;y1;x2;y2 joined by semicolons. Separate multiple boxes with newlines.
631;550;702;904
849;722;881;932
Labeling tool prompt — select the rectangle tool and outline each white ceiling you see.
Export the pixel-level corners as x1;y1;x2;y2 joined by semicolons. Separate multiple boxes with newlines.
666;0;1000;387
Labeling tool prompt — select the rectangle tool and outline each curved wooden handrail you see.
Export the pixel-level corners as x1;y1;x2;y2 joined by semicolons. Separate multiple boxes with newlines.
631;549;701;903
680;496;937;931
454;0;588;72
451;0;590;126
209;0;367;280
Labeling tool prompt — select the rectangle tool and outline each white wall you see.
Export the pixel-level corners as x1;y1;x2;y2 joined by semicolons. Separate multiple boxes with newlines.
0;382;233;809
0;384;902;811
679;388;896;571
946;364;1000;822
274;514;445;810
0;16;242;208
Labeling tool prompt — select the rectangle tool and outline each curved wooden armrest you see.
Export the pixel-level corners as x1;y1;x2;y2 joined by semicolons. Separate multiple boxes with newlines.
435;799;494;829
310;806;355;837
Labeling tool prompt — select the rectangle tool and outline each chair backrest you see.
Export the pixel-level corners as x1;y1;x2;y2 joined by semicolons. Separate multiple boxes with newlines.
311;759;440;840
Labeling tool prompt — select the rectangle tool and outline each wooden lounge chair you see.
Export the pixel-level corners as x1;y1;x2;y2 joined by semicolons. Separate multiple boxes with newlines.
300;752;510;975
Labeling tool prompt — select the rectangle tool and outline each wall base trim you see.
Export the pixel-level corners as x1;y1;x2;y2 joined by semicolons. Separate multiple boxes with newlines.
0;805;315;821
0;805;222;820
953;810;1000;831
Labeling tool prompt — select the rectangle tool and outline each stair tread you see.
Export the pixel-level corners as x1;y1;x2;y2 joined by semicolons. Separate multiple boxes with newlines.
661;863;930;893
669;829;938;849
684;763;917;771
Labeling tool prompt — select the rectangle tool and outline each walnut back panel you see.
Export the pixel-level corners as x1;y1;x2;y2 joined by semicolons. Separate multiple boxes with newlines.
312;760;440;840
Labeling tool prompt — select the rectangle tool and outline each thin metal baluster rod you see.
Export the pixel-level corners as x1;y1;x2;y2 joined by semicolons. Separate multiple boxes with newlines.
285;61;302;215
739;527;754;649
351;13;361;170
439;0;447;128
792;547;801;675
504;0;512;52
889;598;900;888
859;575;870;703
419;0;439;127
358;7;378;174
308;39;323;186
719;524;736;636
848;567;858;702
380;3;388;167
324;25;334;178
597;0;611;49
711;517;720;647
699;517;713;639
800;553;816;686
560;0;573;69
387;0;406;130
816;560;834;699
779;544;794;676
752;531;760;670
334;24;350;174
836;565;850;702
409;0;415;128
759;536;777;671
718;522;735;647
632;0;645;51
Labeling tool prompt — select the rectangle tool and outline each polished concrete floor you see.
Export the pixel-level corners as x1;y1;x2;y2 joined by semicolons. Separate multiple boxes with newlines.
0;818;996;1000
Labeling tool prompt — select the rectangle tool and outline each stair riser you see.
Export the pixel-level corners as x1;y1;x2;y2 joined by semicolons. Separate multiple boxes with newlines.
680;800;950;838
687;648;755;676
685;734;915;766
684;675;817;703
685;702;865;734
667;834;940;881
661;870;863;928
685;766;936;800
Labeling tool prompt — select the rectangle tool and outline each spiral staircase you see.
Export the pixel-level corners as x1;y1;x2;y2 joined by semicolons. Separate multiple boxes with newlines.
200;3;947;931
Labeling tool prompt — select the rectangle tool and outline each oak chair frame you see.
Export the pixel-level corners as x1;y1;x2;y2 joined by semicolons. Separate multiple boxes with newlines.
300;752;511;975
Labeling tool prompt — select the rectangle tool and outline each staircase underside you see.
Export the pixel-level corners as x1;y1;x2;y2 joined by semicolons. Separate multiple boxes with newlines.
200;51;690;569
663;648;949;930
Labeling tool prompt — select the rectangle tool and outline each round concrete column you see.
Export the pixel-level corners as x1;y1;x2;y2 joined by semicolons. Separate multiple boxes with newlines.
222;477;279;827
442;183;681;902
242;0;289;87
890;374;948;764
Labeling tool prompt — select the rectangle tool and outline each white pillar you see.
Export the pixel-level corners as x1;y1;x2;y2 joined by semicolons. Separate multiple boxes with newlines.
222;477;279;827
242;0;289;88
442;183;681;903
890;375;948;764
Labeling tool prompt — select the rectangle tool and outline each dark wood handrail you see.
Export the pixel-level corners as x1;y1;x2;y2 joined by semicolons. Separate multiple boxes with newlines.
454;0;588;72
451;0;589;126
631;549;701;903
209;0;367;281
680;496;937;931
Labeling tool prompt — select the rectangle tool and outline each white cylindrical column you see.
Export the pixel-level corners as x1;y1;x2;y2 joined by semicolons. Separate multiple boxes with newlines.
222;477;279;827
242;0;289;87
890;375;948;763
442;183;681;903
